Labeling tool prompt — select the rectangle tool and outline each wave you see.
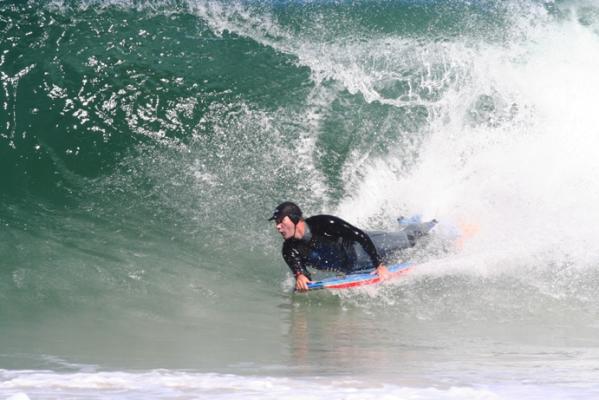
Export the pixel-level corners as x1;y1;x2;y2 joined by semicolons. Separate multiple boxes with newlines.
2;0;599;355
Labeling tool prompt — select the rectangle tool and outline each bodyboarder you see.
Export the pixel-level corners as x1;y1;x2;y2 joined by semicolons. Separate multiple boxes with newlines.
269;201;436;291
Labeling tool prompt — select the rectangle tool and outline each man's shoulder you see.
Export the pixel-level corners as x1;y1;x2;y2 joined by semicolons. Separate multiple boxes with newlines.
306;214;350;226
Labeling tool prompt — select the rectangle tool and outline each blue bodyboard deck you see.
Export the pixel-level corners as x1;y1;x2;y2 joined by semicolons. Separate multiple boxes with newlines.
305;262;412;291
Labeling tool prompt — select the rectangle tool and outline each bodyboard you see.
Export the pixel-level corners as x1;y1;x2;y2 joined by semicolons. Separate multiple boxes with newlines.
304;262;411;291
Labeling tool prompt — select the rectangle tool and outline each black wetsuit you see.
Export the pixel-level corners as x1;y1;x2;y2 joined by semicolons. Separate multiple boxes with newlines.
281;215;383;280
281;215;437;279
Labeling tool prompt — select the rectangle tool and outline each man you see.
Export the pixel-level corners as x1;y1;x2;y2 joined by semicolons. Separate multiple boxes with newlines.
269;201;436;291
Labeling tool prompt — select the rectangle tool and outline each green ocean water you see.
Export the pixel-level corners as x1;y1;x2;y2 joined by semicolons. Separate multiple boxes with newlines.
2;1;599;398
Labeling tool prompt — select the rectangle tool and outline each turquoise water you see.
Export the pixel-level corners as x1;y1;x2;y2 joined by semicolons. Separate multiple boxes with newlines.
2;0;599;398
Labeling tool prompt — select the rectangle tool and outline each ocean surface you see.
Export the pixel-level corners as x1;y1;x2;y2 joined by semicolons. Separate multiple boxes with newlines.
2;0;599;398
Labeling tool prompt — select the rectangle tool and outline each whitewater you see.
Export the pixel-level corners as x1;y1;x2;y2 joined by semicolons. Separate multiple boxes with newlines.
1;0;599;398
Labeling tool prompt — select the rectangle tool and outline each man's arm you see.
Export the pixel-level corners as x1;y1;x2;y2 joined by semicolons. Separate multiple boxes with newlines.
282;241;312;291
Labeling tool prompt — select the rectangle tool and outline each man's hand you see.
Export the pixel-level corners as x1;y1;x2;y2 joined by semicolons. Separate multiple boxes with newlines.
295;273;312;292
371;263;390;280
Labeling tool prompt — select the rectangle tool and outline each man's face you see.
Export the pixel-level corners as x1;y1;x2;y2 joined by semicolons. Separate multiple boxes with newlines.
275;216;295;240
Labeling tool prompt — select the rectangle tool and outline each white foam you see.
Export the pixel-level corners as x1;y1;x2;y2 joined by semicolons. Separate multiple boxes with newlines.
1;369;586;400
5;393;30;400
336;8;599;273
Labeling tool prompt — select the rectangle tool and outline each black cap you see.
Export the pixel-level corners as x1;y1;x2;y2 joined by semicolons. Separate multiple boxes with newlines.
268;201;303;223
